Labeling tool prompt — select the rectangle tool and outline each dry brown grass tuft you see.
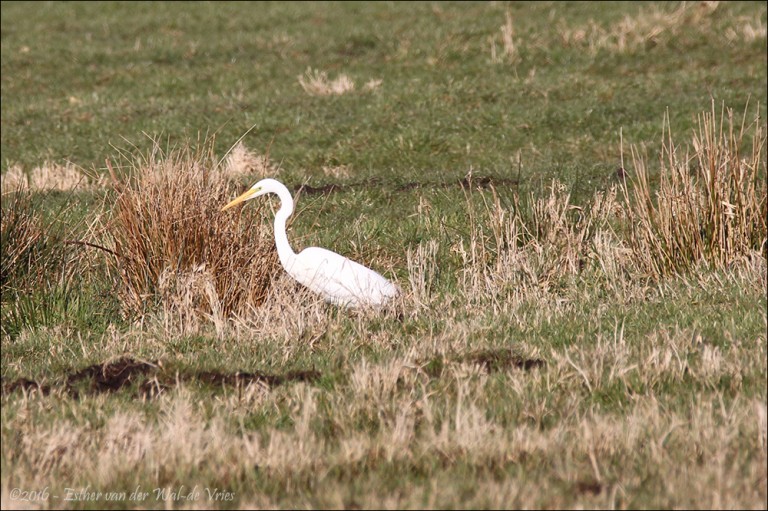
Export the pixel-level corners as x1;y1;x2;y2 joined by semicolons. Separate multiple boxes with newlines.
103;141;279;321
724;10;767;43
1;165;28;193
221;142;277;181
557;2;721;54
449;179;630;317
1;161;102;193
490;11;520;64
298;68;355;96
0;188;75;297
1;189;47;295
362;78;383;92
298;68;382;97
621;101;767;277
322;164;352;179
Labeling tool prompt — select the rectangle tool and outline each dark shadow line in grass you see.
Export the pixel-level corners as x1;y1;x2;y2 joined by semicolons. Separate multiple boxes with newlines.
3;356;321;400
191;369;321;388
1;376;51;397
4;348;539;400
294;175;519;196
421;348;546;378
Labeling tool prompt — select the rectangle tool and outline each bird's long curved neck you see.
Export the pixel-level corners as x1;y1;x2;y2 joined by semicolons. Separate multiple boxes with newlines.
272;185;297;268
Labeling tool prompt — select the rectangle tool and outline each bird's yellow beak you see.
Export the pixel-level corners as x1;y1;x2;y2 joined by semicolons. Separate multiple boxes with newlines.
221;187;260;212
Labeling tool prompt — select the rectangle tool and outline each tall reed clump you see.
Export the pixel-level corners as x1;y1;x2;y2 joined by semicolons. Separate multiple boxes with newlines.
450;178;627;315
1;188;46;296
1;187;80;337
104;141;279;323
0;188;78;295
622;101;767;277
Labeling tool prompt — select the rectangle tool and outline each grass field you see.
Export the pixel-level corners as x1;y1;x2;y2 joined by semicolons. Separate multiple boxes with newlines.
1;1;767;509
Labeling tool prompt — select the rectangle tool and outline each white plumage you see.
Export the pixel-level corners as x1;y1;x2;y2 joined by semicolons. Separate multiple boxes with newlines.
222;178;398;308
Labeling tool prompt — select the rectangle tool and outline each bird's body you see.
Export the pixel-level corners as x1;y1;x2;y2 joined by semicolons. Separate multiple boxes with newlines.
222;178;398;308
285;246;398;307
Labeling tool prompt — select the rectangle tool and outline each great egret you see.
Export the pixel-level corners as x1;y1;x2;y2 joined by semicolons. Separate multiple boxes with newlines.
222;178;399;308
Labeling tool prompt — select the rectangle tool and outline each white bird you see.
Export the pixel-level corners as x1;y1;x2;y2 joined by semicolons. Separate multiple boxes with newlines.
222;178;399;308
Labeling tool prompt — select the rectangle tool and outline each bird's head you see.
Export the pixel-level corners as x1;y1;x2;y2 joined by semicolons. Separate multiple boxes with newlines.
221;178;281;211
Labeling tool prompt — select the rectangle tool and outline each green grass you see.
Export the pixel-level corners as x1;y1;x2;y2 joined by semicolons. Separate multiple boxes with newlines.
2;1;767;509
3;2;765;197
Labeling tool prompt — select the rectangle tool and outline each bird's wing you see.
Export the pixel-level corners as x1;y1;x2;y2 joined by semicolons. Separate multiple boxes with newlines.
289;247;397;306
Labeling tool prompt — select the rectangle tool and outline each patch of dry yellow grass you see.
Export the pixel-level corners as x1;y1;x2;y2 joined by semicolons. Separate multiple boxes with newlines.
298;68;382;96
321;164;352;179
621;101;766;276
490;11;520;64
221;142;277;181
1;161;101;193
556;2;729;54
298;68;355;96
